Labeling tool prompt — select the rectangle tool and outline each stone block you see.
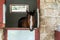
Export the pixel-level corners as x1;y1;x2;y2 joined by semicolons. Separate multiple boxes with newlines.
40;0;45;3
56;0;60;4
0;29;3;40
40;9;44;16
56;17;60;25
40;16;57;25
40;26;55;40
44;9;53;16
43;9;59;17
40;17;47;25
45;3;58;9
45;17;56;25
40;2;46;9
40;2;58;9
45;0;55;3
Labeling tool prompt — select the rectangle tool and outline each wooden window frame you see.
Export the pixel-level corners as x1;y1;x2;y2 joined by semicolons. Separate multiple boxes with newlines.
3;0;40;40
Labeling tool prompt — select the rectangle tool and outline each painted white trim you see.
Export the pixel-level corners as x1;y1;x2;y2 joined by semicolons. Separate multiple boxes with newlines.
37;8;39;28
30;16;33;30
3;4;6;24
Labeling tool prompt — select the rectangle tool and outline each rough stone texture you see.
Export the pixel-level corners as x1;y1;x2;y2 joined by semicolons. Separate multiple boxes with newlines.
45;0;55;3
40;16;57;40
40;27;55;40
0;29;3;40
41;17;56;25
56;17;60;25
40;0;60;40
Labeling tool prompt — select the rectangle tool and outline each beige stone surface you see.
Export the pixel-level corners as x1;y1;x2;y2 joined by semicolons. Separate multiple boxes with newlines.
40;9;44;16
41;17;56;24
40;0;45;3
45;3;58;9
40;9;59;17
40;26;55;40
40;2;45;9
0;29;3;40
40;16;56;40
44;9;54;16
45;0;55;3
45;17;56;25
56;17;60;25
40;17;57;29
40;0;60;40
40;3;58;9
56;0;60;3
40;17;46;25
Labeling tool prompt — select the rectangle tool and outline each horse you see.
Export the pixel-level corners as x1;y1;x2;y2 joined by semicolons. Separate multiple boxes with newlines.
18;10;36;31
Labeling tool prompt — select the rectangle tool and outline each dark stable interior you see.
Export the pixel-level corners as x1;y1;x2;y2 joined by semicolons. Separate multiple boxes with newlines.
5;0;37;28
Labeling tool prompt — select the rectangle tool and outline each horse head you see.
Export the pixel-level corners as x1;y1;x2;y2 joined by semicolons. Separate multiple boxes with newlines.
26;10;36;31
26;10;36;16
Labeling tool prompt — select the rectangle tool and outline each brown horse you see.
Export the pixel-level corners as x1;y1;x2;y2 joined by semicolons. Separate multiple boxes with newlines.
18;10;36;31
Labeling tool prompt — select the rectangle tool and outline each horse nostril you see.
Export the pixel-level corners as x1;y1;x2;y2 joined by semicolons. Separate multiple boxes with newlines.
30;28;34;31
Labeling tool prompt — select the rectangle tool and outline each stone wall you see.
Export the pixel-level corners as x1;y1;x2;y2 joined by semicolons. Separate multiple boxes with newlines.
40;0;60;40
0;29;3;40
